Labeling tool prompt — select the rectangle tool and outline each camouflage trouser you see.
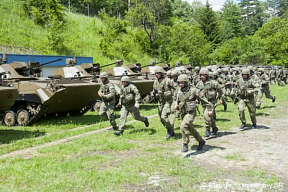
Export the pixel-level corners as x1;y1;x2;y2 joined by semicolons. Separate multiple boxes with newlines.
277;78;285;86
257;88;274;107
169;100;180;129
158;101;173;130
221;87;228;108
203;103;217;132
99;101;117;128
118;105;146;131
180;111;202;145
270;77;276;85
238;99;256;125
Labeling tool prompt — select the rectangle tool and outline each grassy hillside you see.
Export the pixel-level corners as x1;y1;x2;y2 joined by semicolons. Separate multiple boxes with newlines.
0;0;152;65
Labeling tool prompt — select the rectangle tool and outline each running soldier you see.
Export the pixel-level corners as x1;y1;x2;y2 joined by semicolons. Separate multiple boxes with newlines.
152;66;175;139
114;76;149;136
256;68;276;109
175;74;212;152
98;72;117;130
235;69;260;129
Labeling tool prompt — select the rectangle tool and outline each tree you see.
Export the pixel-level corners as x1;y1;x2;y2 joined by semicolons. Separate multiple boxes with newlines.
197;1;221;45
221;0;244;38
239;0;269;35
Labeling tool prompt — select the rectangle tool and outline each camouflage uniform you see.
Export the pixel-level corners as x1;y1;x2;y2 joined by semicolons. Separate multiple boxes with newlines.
98;72;117;130
277;68;285;86
235;69;259;129
169;69;180;130
115;76;149;135
196;68;223;137
269;68;276;85
176;74;209;152
153;67;176;138
256;68;276;108
192;66;201;86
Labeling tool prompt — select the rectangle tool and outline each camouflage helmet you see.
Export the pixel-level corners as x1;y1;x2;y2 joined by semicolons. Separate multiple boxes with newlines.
241;69;250;75
177;74;189;82
154;66;166;74
99;72;108;78
171;69;179;77
121;76;130;82
222;68;229;72
209;72;214;77
258;68;264;72
195;66;200;71
199;68;209;75
248;66;254;71
213;71;218;76
166;70;172;76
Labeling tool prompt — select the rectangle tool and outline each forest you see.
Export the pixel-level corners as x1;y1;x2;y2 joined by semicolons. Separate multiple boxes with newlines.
3;0;288;66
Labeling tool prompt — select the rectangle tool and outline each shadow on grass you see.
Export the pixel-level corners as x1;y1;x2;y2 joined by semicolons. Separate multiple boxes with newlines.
205;131;236;140
241;124;270;131
256;113;269;117
216;118;231;122
35;114;104;126
0;129;45;144
184;145;226;158
259;105;276;110
123;125;156;135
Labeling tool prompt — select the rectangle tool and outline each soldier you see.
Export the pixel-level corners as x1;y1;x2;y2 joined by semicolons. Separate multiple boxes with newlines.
152;66;175;139
277;67;285;86
196;68;223;137
98;72;118;130
114;76;149;136
174;74;212;152
235;69;259;129
256;68;276;108
167;70;172;79
170;69;180;129
192;66;201;86
269;67;276;85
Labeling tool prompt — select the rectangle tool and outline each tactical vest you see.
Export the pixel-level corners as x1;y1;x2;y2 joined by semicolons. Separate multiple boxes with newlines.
197;80;218;101
153;77;173;103
100;83;115;102
120;84;136;105
237;78;255;99
177;87;197;114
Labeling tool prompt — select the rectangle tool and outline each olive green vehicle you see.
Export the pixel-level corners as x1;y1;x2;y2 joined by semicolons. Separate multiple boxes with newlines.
140;61;170;80
0;59;100;126
81;60;154;104
0;83;19;126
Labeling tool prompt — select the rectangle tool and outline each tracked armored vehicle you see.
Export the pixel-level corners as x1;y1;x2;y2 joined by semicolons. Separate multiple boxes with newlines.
0;59;99;125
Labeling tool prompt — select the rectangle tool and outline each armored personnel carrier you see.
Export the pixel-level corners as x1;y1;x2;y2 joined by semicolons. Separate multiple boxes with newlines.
0;59;99;125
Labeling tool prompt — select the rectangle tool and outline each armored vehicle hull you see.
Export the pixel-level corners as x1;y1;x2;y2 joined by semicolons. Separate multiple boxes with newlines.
0;87;19;126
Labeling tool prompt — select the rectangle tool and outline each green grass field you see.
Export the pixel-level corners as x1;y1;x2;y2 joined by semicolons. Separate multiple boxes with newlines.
0;85;287;191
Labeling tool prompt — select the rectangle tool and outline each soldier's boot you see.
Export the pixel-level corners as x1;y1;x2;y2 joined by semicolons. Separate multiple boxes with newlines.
114;129;124;136
204;130;211;137
197;139;206;151
144;117;149;127
272;96;276;103
182;144;188;153
166;129;175;139
212;127;218;136
256;105;261;109
252;123;257;129
223;103;227;111
239;123;246;129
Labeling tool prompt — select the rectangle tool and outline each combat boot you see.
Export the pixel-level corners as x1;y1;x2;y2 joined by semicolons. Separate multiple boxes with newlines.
252;123;257;129
256;105;260;109
212;127;218;136
197;139;206;151
223;104;227;111
239;123;246;129
144;117;149;127
114;129;124;136
204;130;211;137
272;96;276;102
166;129;175;139
182;144;188;153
